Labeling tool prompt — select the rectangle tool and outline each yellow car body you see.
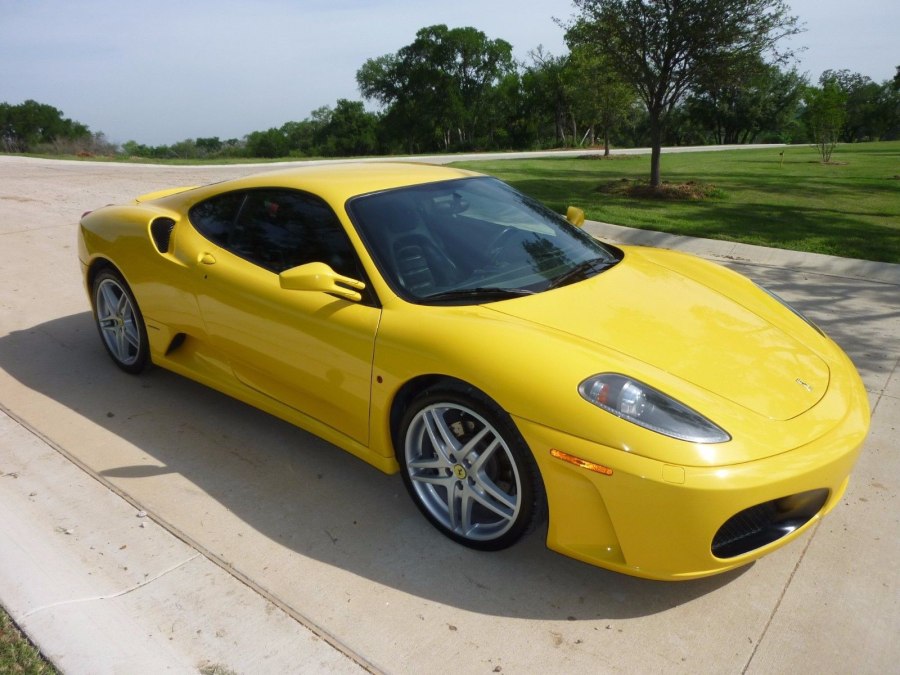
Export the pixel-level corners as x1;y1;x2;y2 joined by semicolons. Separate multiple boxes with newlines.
77;163;869;580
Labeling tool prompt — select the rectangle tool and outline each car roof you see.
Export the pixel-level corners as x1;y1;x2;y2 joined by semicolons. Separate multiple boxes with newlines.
191;162;484;205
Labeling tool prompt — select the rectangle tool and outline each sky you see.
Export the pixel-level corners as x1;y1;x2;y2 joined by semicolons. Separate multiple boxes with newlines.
1;0;897;146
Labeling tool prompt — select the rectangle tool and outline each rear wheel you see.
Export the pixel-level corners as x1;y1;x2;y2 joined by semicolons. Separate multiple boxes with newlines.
397;384;544;550
91;269;149;374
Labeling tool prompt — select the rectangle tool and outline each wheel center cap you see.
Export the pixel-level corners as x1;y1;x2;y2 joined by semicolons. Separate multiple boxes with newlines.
452;464;467;480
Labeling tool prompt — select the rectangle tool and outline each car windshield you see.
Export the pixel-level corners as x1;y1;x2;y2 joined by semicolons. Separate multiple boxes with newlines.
348;177;621;304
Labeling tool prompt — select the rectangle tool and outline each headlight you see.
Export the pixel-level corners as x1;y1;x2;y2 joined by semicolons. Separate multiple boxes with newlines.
759;285;824;336
579;374;730;444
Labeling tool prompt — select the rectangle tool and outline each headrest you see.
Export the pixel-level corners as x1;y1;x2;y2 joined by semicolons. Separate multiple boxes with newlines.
380;200;420;233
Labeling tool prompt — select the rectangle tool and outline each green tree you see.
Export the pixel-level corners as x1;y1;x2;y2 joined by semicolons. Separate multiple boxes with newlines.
523;48;574;147
195;137;222;154
357;54;423;152
564;0;801;187
481;71;524;148
357;25;515;152
803;78;847;163
0;99;90;152
819;69;900;142
285;108;330;156
316;99;379;156
566;44;637;154
461;68;540;150
121;140;148;156
244;128;287;158
281;111;329;156
169;138;199;158
875;79;900;140
686;60;805;143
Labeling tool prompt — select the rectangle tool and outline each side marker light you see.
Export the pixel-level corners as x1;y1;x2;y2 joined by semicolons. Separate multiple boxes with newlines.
550;449;613;476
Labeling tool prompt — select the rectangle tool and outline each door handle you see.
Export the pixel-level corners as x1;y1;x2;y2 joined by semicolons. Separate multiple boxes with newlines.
198;252;216;265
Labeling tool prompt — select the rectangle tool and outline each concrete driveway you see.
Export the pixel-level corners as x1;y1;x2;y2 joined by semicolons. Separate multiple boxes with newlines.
0;156;897;674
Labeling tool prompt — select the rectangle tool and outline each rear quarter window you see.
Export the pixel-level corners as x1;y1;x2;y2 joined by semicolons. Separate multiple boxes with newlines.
189;192;245;247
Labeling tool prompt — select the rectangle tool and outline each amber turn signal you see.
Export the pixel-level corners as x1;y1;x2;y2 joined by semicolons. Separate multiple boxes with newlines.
550;448;613;476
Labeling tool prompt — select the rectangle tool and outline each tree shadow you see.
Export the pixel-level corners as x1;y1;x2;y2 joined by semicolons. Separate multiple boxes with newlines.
715;261;900;394
585;199;899;263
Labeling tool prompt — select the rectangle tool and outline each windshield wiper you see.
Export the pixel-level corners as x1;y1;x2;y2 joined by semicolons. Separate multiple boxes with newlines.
548;258;616;289
420;287;536;304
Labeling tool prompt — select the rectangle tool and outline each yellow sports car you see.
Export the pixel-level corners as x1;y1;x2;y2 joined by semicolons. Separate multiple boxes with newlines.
77;163;869;580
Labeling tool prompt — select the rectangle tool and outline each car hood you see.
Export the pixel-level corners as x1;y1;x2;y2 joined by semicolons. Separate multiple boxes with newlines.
486;248;829;421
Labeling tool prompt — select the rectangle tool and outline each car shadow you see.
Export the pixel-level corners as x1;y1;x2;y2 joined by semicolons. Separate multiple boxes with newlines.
1;312;750;622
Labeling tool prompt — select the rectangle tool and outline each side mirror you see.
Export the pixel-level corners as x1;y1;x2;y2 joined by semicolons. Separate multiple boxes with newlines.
279;262;365;302
566;206;586;228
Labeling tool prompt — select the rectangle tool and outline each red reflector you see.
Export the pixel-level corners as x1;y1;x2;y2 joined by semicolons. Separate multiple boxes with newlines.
550;449;613;476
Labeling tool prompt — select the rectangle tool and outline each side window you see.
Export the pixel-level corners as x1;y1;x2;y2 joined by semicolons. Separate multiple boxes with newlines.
189;192;245;247
190;189;360;277
228;189;360;276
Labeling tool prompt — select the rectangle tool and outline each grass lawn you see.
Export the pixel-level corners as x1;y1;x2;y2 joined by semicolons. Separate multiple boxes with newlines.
0;607;56;674
451;141;900;264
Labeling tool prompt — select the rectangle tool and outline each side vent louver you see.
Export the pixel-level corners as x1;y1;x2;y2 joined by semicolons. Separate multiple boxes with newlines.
150;217;176;253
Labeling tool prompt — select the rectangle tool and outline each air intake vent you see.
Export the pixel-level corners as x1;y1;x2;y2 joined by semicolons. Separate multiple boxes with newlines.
150;217;176;253
712;488;829;558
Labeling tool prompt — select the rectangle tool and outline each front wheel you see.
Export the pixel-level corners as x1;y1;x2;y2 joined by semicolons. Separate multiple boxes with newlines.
397;385;544;551
91;269;149;374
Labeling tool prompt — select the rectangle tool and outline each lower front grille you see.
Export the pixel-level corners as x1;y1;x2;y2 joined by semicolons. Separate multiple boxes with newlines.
712;488;829;558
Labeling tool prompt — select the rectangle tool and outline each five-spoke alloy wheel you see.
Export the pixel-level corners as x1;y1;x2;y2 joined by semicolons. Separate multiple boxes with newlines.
91;269;149;374
398;386;543;550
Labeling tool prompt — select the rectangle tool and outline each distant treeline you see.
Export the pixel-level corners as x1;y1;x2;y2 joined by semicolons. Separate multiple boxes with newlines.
3;25;898;160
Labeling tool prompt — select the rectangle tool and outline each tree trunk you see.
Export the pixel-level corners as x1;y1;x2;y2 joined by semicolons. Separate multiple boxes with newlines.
579;126;593;147
555;110;565;146
603;124;610;156
649;115;663;188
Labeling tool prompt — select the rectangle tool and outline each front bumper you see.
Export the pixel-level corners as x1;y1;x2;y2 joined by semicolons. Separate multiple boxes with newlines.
515;385;869;580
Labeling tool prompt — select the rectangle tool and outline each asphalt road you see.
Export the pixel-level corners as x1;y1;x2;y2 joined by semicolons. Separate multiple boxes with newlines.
0;155;897;674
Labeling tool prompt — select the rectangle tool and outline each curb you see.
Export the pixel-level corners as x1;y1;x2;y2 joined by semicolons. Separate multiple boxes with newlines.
584;221;900;286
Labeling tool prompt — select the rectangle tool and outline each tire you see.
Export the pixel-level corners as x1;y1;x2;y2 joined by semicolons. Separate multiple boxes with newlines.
397;384;545;551
91;269;149;374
